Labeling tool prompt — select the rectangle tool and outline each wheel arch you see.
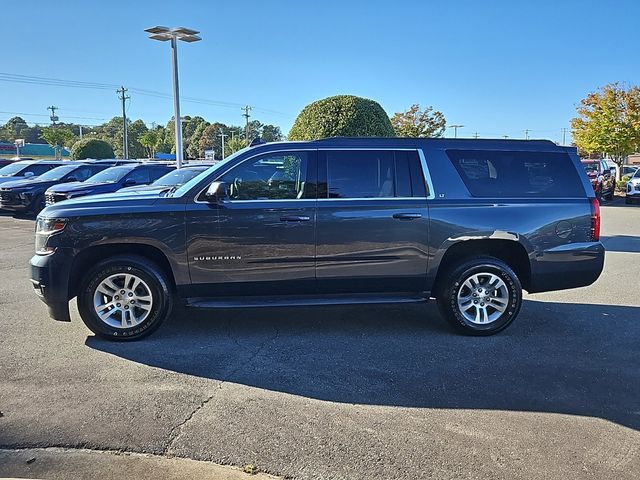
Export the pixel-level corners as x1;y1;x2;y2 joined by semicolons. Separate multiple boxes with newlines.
69;243;177;299
431;238;532;296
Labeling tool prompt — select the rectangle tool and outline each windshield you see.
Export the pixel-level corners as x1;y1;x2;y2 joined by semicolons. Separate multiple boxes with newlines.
0;162;30;176
85;166;133;184
633;169;640;179
34;165;78;181
153;167;207;187
170;148;251;197
583;163;599;173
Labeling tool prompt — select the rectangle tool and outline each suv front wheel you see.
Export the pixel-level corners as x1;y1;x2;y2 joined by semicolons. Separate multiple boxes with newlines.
77;255;174;340
436;257;522;335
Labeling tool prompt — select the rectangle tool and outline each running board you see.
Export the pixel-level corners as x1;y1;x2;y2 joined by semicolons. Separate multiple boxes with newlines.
185;293;430;309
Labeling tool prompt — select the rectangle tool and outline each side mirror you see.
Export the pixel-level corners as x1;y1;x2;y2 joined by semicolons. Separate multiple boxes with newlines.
66;176;78;183
204;181;228;202
23;171;34;178
123;179;137;187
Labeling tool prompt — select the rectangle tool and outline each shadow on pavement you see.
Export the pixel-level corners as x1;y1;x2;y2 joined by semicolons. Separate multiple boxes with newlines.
601;235;640;253
87;299;640;430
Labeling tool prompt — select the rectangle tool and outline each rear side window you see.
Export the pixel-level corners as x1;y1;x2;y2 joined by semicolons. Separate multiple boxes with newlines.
447;150;584;198
323;150;426;199
22;164;54;176
125;168;151;184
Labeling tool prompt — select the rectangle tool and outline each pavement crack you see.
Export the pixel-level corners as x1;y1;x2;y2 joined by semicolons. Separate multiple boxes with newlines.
163;325;280;455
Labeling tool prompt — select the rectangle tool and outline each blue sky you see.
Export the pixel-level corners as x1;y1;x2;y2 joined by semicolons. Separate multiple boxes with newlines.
1;0;638;143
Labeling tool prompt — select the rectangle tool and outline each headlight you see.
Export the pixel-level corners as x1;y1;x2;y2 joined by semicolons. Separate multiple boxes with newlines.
35;218;67;255
19;191;33;200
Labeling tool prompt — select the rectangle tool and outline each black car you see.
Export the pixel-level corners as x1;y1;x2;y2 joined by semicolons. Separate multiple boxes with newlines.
44;163;175;205
31;138;604;340
0;160;65;186
0;162;113;214
117;165;212;194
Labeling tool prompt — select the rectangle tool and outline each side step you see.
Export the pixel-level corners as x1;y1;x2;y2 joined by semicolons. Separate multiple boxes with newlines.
185;293;430;309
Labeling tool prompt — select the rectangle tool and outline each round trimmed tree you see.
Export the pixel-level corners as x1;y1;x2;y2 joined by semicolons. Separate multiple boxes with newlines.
288;95;394;140
71;138;115;160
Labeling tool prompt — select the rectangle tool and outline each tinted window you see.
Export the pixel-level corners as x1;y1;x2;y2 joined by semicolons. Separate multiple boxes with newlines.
447;150;585;198
149;167;173;182
86;166;132;183
73;166;101;181
22;164;54;176
221;152;309;200
324;150;423;199
125;168;151;184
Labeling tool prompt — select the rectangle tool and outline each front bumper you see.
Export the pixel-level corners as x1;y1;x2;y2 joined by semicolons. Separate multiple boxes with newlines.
30;248;75;322
528;241;605;293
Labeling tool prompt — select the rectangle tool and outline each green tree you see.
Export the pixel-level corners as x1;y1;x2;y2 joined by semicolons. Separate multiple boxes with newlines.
71;138;114;159
288;95;394;140
127;119;149;158
261;124;283;142
138;130;159;158
571;83;640;180
391;104;446;138
41;127;75;159
226;136;248;156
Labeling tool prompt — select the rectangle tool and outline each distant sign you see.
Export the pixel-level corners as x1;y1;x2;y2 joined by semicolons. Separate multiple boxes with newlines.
204;150;215;161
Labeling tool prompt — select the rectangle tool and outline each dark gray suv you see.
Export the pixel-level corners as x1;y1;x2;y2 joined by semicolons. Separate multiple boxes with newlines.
30;138;604;340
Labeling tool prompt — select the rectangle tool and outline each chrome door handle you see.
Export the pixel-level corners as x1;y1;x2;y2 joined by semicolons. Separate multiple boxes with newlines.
393;213;422;220
280;215;310;222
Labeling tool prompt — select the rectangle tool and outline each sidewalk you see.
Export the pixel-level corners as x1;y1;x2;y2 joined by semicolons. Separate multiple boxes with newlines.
0;448;280;480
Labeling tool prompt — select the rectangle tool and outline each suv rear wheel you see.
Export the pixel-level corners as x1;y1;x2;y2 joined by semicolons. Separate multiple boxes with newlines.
77;255;173;340
436;257;522;335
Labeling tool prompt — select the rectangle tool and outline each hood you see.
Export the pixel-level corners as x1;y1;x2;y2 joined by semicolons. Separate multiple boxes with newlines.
39;190;166;218
117;184;171;193
0;178;57;190
0;176;28;185
46;181;115;194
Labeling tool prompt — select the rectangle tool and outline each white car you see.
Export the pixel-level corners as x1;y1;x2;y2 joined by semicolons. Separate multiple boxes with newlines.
626;168;640;204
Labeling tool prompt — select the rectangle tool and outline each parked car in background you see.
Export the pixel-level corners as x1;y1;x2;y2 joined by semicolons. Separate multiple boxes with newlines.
31;138;604;340
0;162;113;214
117;164;212;194
44;163;175;205
625;168;640;204
581;159;615;200
621;165;639;177
0;159;15;168
0;160;65;186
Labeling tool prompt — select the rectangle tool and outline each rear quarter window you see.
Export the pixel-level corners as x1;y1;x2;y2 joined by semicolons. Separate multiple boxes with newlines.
446;149;585;198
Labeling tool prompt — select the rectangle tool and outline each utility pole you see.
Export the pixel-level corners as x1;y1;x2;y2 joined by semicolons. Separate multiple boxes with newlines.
78;125;83;139
117;87;130;159
218;129;228;159
242;105;252;142
47;106;58;125
561;128;568;145
523;129;531;140
472;132;480;139
449;124;464;138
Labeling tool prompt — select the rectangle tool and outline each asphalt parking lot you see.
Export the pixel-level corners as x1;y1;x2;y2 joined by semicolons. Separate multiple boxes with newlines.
1;199;639;480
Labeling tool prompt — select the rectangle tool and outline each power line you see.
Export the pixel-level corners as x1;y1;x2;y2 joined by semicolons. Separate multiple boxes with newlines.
449;124;464;138
117;87;130;159
47;106;58;125
0;72;284;115
242;105;252;141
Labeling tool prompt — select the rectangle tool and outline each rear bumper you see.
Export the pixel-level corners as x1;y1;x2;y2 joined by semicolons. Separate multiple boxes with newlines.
528;242;605;293
30;248;74;322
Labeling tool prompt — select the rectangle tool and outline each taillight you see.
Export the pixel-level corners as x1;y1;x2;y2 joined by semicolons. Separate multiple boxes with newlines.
590;198;601;241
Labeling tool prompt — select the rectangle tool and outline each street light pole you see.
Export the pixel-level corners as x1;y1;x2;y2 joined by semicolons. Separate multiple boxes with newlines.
145;26;201;169
170;37;183;168
218;129;228;159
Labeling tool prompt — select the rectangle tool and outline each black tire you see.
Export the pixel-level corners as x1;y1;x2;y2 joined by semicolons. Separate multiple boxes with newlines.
77;255;173;341
436;257;522;336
